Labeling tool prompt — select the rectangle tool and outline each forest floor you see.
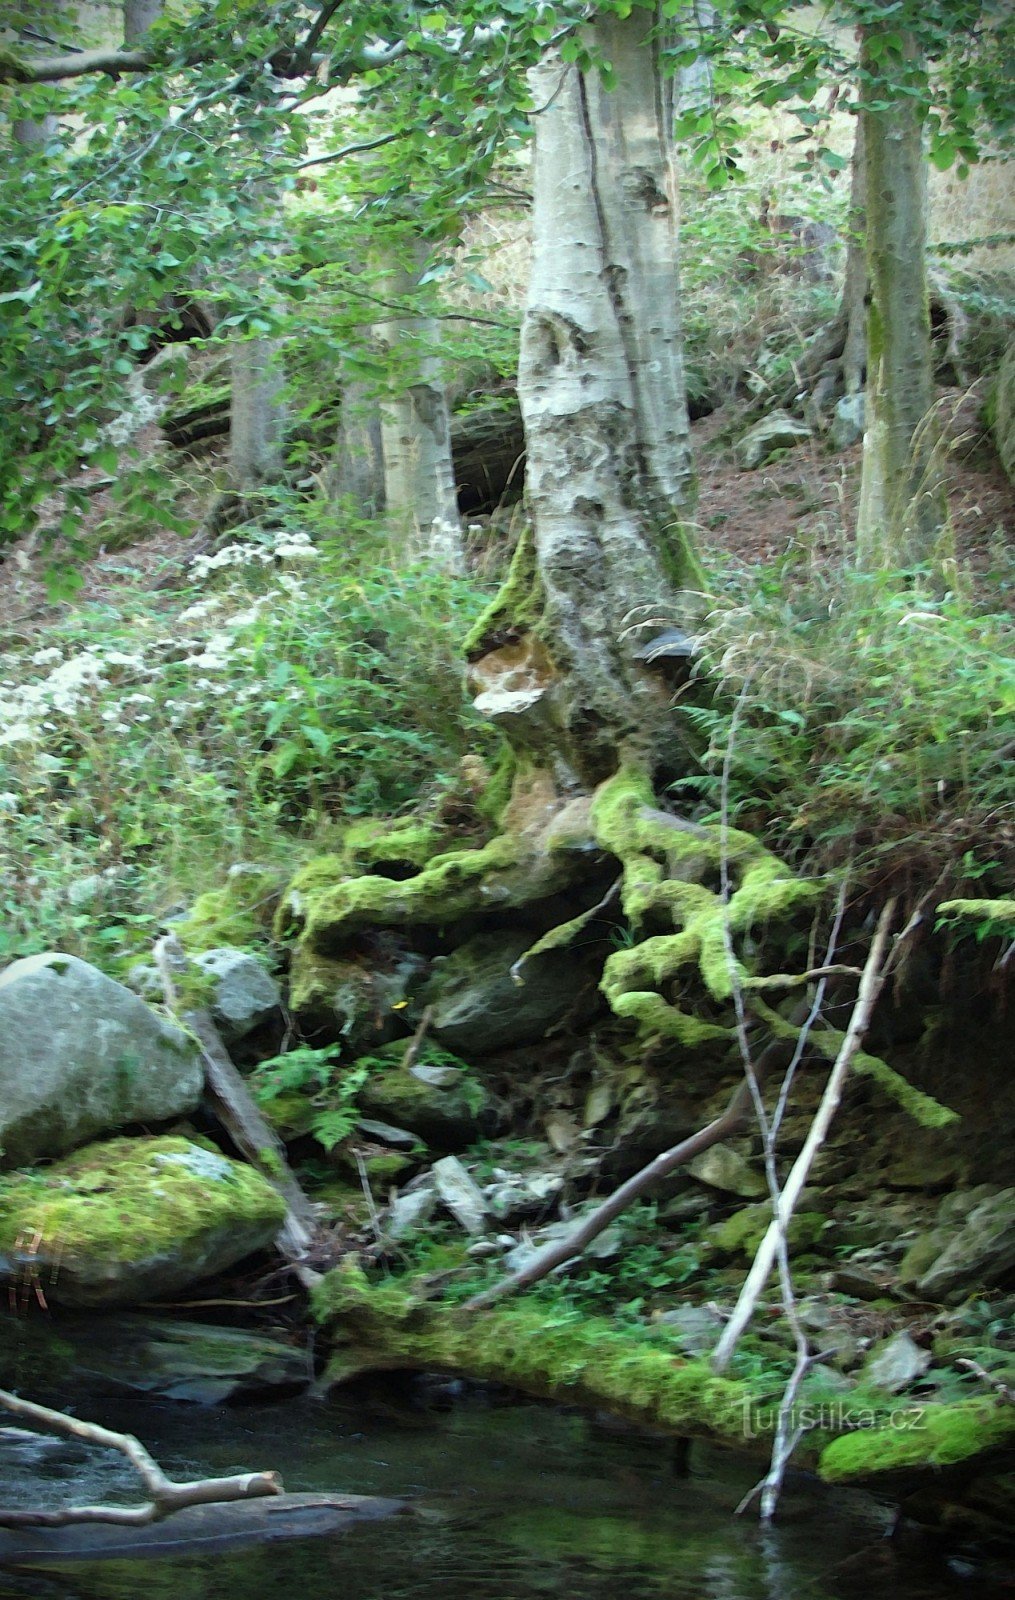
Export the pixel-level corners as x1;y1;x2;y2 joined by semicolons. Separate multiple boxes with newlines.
1;389;1012;636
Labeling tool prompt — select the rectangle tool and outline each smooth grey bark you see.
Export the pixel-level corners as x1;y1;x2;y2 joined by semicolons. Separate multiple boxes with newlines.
840;117;868;398
123;0;161;44
856;30;946;567
230;332;287;490
375;237;463;570
330;377;385;516
513;4;699;781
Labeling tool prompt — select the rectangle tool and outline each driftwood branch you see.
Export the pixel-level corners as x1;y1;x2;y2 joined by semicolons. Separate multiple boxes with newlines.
0;1389;281;1528
154;935;319;1279
711;899;897;1376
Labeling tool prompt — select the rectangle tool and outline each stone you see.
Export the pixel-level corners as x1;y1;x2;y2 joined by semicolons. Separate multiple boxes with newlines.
356;1119;419;1149
862;1331;931;1394
0;1135;286;1308
688;1143;766;1198
55;1315;308;1403
432;1156;487;1235
830;392;866;450
192;947;280;1040
0;953;203;1169
656;1303;724;1355
355;1040;492;1150
423;930;596;1057
484;1171;564;1222
287;945;424;1052
734;410;812;470
903;1187;1015;1303
385;1186;437;1241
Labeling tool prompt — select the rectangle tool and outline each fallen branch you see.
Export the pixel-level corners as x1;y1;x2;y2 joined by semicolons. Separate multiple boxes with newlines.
463;1022;804;1312
711;899;897;1376
154;935;320;1280
0;1389;280;1527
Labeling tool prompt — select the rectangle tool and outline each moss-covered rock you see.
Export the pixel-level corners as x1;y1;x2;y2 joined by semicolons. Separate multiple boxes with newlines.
354;1040;493;1150
173;863;285;953
287;945;423;1051
0;1136;286;1308
819;1396;1015;1483
706;1202;828;1259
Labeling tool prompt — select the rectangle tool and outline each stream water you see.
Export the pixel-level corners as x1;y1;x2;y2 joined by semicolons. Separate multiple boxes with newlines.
0;1376;1009;1600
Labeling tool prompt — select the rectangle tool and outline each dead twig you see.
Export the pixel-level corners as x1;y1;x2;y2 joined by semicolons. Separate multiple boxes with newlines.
0;1390;281;1527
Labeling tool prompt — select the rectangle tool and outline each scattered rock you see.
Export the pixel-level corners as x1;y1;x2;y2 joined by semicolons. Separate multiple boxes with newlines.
385;1185;437;1241
830;392;865;450
901;1187;1015;1303
688;1144;766;1198
432;1156;487;1235
192;947;280;1040
422;930;597;1057
356;1119;419;1149
734;411;812;470
483;1171;564;1222
0;1136;286;1307
656;1303;724;1355
57;1315;308;1403
0;953;203;1169
355;1040;492;1149
862;1331;931;1393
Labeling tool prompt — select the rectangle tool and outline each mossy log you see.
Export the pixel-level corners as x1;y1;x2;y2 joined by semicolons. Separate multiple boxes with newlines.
161;384;231;449
314;1261;754;1449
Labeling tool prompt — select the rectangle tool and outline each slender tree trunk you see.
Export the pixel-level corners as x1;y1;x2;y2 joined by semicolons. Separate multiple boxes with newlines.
230;329;287;490
840;117;867;399
506;4;699;783
330;377;385;516
375;237;463;571
856;29;945;568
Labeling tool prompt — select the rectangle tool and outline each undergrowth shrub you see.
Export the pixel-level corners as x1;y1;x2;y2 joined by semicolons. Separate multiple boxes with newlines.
0;513;491;968
675;563;1014;892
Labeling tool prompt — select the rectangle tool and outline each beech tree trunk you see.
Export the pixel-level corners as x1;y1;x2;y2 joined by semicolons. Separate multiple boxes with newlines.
123;0;161;44
508;4;699;782
230;332;287;490
856;30;945;568
375;237;463;571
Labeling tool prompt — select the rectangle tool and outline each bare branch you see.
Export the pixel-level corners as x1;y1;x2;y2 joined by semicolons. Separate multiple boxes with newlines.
711;898;898;1376
0;1389;281;1528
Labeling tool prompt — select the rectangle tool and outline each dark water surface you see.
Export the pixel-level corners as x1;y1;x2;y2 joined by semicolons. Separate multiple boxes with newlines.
0;1382;1007;1600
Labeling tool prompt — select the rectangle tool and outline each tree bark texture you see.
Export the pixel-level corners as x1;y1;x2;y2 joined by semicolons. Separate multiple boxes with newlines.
376;237;463;570
856;30;945;567
515;5;698;781
123;0;162;44
230;334;287;491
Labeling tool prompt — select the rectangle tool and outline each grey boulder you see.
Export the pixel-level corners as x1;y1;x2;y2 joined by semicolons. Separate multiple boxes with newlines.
734;411;812;470
0;953;203;1169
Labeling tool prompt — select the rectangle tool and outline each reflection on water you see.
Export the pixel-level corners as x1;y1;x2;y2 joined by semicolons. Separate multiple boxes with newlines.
0;1380;1007;1600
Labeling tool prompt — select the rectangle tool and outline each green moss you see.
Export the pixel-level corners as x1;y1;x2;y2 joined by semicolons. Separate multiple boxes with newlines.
162;380;230;426
174;866;282;953
313;1261;751;1445
462;522;544;657
589;767;819;1045
0;1136;285;1268
476;743;517;825
819;1397;1015;1483
708;1204;827;1258
309;834;519;936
